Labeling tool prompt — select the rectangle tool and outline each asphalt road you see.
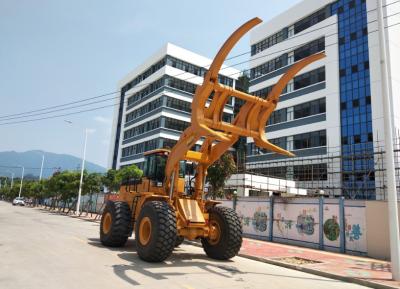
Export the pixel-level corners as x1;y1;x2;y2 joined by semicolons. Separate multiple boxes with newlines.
0;201;370;289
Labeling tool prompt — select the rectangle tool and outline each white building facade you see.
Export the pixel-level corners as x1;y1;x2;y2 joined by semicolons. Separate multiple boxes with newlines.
109;43;239;171
246;0;400;200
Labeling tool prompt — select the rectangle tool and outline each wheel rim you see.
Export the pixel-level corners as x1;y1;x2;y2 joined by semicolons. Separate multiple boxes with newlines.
139;217;152;246
103;212;112;234
208;219;221;245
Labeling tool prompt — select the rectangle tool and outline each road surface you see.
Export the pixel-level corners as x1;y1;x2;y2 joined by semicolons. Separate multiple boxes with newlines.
0;201;369;289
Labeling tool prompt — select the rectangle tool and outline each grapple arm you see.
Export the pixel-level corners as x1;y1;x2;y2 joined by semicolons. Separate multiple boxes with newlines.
164;17;325;198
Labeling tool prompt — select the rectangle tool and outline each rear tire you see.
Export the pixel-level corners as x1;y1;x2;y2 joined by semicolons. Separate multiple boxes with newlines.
135;201;177;262
100;201;132;247
201;206;242;260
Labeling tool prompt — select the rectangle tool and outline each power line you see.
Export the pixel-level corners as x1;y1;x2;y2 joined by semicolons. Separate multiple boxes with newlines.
0;91;119;120
0;103;119;125
1;3;397;121
0;94;120;121
0;27;389;126
0;8;398;125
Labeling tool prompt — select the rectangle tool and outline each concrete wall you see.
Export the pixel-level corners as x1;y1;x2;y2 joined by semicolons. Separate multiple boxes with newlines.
218;197;400;259
365;201;400;260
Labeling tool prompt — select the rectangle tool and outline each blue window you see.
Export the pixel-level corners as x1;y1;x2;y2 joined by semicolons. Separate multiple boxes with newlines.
332;0;375;199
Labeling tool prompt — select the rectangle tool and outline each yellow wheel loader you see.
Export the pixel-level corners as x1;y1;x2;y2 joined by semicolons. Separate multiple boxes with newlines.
99;17;325;262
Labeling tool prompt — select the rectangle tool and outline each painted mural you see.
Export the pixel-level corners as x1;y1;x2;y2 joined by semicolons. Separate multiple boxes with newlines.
216;199;367;255
344;206;367;253
324;216;340;241
296;212;315;235
273;202;319;244
235;200;270;238
323;203;341;248
252;210;268;232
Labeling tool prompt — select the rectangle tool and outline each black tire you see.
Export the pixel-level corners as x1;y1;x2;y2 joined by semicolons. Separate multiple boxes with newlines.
175;236;184;247
201;206;242;260
100;201;132;247
135;201;177;262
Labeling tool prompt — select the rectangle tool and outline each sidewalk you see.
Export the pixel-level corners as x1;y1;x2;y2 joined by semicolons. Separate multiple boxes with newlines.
239;238;399;289
38;206;399;289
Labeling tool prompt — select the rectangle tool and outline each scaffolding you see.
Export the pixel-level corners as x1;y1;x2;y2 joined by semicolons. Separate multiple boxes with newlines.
239;135;400;200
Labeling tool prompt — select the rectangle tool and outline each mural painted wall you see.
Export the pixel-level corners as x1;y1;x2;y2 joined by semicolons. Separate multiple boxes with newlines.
235;200;270;238
323;203;341;249
216;198;367;256
344;206;367;253
273;201;319;245
217;199;234;209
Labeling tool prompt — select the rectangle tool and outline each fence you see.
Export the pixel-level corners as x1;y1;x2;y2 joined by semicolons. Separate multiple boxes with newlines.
43;192;107;215
217;197;392;258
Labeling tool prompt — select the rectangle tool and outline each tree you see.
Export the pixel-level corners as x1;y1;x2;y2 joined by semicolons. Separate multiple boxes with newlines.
117;165;143;184
83;172;102;195
206;152;236;199
102;169;120;193
29;180;48;206
45;171;80;210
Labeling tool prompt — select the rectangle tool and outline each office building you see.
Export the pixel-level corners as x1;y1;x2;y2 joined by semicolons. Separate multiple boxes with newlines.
247;0;400;199
109;43;239;170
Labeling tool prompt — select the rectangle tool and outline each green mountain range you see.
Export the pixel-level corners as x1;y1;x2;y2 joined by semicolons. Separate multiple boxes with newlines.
0;150;106;179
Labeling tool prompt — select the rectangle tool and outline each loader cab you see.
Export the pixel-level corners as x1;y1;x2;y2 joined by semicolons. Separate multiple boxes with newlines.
143;149;185;183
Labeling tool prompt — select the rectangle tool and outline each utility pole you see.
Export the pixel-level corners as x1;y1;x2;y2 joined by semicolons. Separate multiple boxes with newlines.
377;0;400;280
18;166;24;198
76;128;88;215
39;154;45;181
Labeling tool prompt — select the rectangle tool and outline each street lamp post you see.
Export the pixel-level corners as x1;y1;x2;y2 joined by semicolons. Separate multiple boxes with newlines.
63;120;92;215
76;128;88;215
18;166;24;198
39;154;45;181
377;0;400;280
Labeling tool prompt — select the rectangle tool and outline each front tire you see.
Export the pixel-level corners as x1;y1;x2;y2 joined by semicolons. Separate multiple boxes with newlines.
135;201;177;262
201;206;242;260
100;201;132;247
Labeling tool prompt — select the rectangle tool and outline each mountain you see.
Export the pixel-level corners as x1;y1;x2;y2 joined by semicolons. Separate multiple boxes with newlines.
0;150;106;179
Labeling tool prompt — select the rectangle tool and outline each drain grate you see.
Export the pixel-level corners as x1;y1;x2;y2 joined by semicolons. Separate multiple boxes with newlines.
273;256;321;265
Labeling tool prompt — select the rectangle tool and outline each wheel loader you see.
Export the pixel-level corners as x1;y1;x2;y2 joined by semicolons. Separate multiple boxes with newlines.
99;17;325;262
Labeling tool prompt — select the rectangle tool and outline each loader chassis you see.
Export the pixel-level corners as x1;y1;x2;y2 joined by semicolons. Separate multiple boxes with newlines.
100;17;325;262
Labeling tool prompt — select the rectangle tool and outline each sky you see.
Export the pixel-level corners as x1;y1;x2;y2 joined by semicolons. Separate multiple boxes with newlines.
0;0;300;168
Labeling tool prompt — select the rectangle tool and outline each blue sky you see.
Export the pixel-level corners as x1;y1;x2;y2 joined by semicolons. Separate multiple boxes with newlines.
0;0;299;168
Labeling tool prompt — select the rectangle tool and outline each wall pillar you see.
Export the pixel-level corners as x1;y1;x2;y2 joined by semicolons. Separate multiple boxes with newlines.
269;196;275;242
339;196;346;253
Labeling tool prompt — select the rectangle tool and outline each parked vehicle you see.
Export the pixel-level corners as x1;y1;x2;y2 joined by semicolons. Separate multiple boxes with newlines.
12;197;25;206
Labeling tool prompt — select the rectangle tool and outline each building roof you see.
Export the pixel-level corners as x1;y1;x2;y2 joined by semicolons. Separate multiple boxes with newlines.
118;42;240;88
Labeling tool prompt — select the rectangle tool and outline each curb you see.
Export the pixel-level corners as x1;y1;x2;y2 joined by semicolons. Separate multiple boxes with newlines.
37;207;101;223
184;240;397;289
238;253;396;289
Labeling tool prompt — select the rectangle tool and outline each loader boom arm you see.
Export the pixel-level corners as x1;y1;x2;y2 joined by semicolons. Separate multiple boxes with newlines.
164;17;325;199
